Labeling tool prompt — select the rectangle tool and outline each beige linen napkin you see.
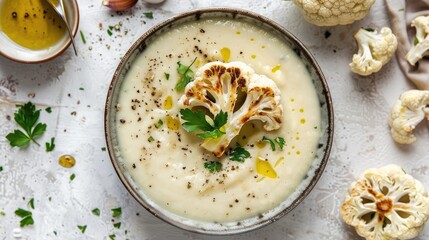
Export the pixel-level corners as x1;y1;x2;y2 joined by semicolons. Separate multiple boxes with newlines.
385;0;429;90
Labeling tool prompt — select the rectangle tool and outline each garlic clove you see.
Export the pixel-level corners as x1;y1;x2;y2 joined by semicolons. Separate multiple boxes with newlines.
102;0;138;11
142;0;166;4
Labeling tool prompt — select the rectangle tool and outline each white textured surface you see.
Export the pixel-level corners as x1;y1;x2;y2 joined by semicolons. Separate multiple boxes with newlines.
0;0;428;239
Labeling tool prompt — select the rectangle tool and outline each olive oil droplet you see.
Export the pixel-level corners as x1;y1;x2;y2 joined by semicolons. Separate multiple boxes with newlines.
163;96;173;110
274;157;285;167
59;155;76;168
271;65;281;73
255;141;266;149
256;157;277;178
166;115;180;131
220;47;231;62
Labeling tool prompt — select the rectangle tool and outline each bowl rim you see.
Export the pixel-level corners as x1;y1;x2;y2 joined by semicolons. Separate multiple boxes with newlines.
0;0;80;64
104;7;334;235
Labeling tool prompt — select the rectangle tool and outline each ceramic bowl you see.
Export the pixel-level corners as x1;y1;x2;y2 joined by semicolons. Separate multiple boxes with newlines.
0;0;79;63
105;8;334;235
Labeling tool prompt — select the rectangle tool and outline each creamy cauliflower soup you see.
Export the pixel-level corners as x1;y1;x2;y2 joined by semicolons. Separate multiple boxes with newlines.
115;17;321;222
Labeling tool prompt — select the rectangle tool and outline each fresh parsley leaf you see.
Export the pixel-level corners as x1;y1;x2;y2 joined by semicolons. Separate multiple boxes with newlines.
92;208;100;216
70;173;76;181
261;136;276;151
204;161;222;173
180;109;227;139
113;222;121;229
6;130;30;147
147;136;155;142
6;102;47;147
164;72;170;80
196;129;224;139
45;137;55;152
175;58;197;91
15;208;33;227
0;166;3;172
154;119;163;128
77;225;87;233
229;144;250;162
101;147;106;152
364;28;375;32
107;29;113;36
20;216;34;227
15;208;31;218
45;107;52;113
260;136;285;151
177;62;190;74
213;110;228;129
112;207;122;218
143;12;153;19
28;198;35;209
14;102;40;133
32;123;47;138
109;234;116;240
80;30;86;44
180;109;213;132
274;137;285;150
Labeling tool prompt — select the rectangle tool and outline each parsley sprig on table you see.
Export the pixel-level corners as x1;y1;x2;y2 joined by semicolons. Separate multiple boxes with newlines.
15;198;35;227
180;109;227;139
15;208;34;227
175;58;197;91
6;102;47;147
45;137;55;152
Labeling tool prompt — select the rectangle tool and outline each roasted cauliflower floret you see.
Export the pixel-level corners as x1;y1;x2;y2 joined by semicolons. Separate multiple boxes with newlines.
388;90;429;144
406;16;429;66
291;0;376;26
350;27;398;76
341;165;429;240
179;61;283;158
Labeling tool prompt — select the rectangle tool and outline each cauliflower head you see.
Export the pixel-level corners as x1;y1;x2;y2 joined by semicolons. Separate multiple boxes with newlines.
388;90;429;144
291;0;376;26
341;165;429;240
349;27;398;76
179;61;283;158
406;15;429;66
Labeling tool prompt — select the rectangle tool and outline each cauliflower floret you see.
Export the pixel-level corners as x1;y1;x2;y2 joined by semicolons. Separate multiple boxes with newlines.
349;27;398;76
179;61;283;158
388;90;429;144
291;0;376;26
341;165;429;240
406;16;429;66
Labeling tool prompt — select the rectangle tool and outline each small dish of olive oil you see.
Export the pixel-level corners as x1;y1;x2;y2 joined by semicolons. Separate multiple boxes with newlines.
0;0;66;50
0;0;79;63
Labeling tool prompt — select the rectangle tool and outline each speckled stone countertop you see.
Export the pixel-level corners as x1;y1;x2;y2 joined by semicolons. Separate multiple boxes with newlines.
0;0;428;239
